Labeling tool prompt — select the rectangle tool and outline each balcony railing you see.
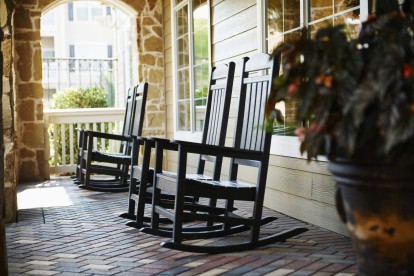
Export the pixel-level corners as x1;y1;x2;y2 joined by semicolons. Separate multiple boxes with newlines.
42;57;118;107
44;108;125;173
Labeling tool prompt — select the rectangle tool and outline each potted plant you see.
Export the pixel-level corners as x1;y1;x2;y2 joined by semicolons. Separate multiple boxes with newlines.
266;0;414;275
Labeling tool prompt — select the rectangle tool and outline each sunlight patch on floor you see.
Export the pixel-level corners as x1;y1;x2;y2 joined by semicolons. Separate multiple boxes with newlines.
17;180;73;209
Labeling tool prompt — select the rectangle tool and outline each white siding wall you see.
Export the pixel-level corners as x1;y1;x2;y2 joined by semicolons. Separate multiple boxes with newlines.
162;0;348;236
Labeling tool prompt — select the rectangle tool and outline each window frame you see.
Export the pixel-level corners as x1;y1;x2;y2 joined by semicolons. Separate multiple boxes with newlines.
172;0;211;140
258;0;369;159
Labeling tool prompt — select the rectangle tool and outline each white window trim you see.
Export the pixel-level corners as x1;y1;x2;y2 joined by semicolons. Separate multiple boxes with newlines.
174;131;203;143
259;0;368;159
172;0;211;142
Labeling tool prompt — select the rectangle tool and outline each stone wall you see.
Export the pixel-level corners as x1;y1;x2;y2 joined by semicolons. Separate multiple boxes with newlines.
2;0;165;221
2;0;17;222
1;1;10;272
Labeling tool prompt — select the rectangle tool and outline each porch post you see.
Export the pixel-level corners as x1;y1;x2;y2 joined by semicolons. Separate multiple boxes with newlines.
0;22;9;276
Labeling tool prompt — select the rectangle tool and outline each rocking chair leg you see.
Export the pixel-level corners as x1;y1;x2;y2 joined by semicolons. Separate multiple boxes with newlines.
119;178;138;219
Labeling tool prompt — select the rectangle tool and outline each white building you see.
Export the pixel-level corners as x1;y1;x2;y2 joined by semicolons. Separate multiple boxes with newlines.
41;1;137;108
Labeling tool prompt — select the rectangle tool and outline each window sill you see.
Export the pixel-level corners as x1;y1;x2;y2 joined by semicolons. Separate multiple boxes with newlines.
270;135;327;161
174;131;203;143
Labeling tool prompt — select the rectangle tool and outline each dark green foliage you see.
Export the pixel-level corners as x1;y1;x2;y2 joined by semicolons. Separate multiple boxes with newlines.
50;87;110;166
267;0;414;167
51;87;109;109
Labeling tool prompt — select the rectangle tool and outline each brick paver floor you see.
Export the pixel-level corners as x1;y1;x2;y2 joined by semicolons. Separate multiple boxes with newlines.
6;176;357;275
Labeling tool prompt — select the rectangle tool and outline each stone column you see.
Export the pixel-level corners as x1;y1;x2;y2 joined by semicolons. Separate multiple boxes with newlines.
0;35;9;276
135;0;166;138
14;1;49;182
0;0;11;273
122;0;166;166
2;0;17;224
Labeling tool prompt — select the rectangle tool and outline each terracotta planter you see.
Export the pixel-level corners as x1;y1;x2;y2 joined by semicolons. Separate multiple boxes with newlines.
329;161;414;276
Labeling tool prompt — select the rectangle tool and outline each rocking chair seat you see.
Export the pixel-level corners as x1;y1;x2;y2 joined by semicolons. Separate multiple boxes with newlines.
184;179;256;201
157;172;213;189
157;170;255;201
90;150;132;164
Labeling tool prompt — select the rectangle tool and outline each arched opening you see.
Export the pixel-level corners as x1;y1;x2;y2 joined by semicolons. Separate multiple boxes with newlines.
41;0;138;108
40;0;140;174
13;0;165;182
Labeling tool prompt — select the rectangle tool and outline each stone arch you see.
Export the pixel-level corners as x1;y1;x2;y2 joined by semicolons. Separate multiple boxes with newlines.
42;0;138;17
13;0;165;182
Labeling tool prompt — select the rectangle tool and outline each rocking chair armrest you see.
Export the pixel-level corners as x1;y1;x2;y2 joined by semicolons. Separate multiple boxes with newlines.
84;130;132;142
148;137;169;143
124;135;146;144
148;137;178;151
134;136;147;146
170;140;262;161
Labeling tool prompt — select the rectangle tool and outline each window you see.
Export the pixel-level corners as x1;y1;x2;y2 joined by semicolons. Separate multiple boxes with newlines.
265;0;366;137
173;0;210;132
41;37;55;54
69;44;75;71
69;45;75;58
42;50;55;58
262;0;368;157
108;45;113;69
91;6;103;18
68;3;74;21
107;45;113;58
68;1;106;22
76;4;89;21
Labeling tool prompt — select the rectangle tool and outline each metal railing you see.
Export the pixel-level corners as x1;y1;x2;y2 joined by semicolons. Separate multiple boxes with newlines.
42;57;117;107
44;107;125;173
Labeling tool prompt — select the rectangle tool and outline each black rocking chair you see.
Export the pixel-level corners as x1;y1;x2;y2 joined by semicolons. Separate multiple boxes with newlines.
142;53;308;253
122;62;236;229
78;83;148;192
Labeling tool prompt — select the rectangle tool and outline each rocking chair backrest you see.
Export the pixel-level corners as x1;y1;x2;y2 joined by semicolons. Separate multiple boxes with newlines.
130;82;148;137
232;53;278;168
198;62;235;171
122;86;137;137
202;63;235;146
118;83;148;154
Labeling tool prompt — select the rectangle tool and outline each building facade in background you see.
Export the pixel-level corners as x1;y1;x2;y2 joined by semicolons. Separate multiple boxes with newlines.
40;1;138;108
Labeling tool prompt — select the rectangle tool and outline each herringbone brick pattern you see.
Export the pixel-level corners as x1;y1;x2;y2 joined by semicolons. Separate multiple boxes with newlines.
6;177;357;275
